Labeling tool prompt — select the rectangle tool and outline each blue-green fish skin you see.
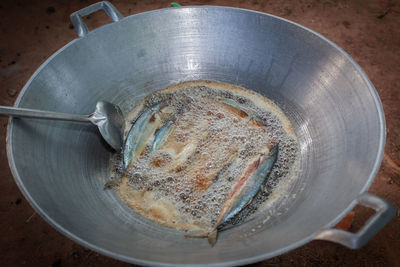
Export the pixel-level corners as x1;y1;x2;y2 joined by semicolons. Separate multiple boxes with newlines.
151;120;174;152
218;98;253;114
185;144;278;246
219;98;266;126
221;144;278;224
123;103;162;169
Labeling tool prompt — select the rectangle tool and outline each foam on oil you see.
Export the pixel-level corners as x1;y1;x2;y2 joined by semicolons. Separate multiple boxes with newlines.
109;81;300;232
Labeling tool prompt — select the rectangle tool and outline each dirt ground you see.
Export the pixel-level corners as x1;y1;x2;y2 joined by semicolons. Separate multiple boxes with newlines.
0;0;399;266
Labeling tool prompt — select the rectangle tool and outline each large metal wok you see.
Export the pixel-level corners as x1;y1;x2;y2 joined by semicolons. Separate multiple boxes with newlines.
6;2;396;266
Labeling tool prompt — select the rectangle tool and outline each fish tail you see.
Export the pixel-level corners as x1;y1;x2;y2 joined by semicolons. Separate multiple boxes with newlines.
184;229;218;246
207;229;218;246
103;177;121;190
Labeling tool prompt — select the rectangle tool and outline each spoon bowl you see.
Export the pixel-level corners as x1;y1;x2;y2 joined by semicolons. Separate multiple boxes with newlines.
89;101;125;152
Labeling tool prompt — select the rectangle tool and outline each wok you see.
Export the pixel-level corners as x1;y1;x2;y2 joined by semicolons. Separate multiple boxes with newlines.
6;2;396;266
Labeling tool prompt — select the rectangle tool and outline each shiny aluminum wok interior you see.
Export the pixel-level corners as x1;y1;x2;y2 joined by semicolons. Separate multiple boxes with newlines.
7;3;395;266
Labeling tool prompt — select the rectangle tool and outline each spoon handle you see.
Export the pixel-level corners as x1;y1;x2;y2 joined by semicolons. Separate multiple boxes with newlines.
0;105;90;122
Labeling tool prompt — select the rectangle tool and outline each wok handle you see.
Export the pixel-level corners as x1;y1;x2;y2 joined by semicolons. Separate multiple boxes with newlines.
70;1;123;38
314;193;396;249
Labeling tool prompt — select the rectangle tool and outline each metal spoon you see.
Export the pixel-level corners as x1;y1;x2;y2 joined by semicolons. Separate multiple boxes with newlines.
0;101;125;152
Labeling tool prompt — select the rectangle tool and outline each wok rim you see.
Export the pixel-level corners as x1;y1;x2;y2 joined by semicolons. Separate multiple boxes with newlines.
6;5;386;267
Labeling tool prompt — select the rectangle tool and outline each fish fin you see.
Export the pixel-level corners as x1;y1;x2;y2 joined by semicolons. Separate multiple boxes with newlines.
251;116;267;127
244;197;254;209
104;178;121;190
260;184;265;192
184;229;218;247
207;229;218;246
